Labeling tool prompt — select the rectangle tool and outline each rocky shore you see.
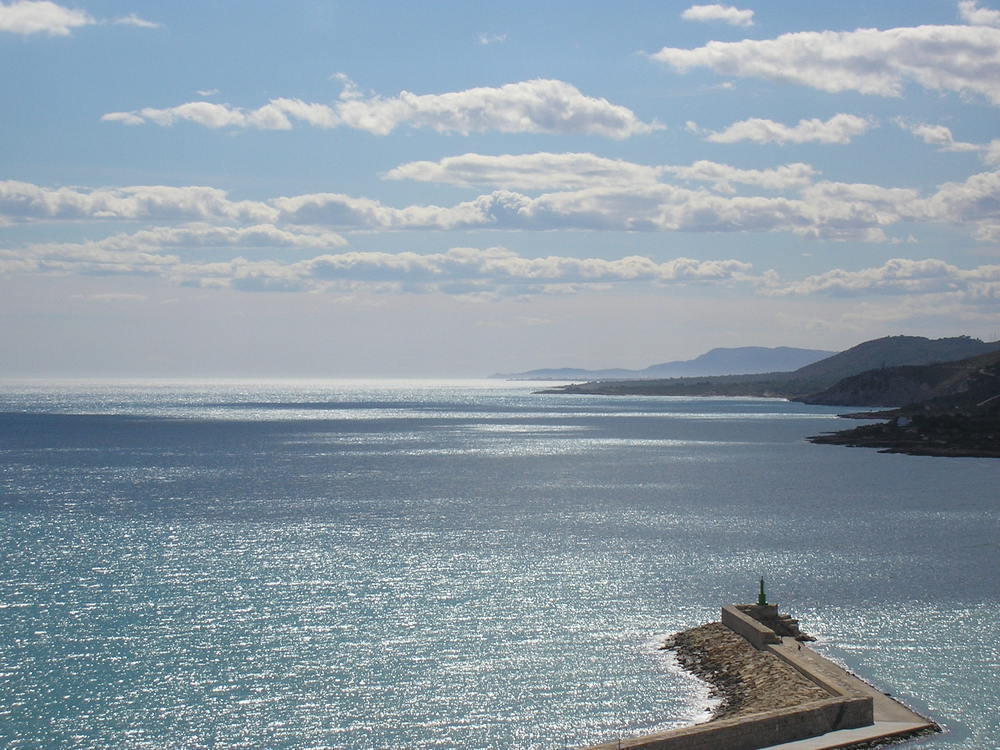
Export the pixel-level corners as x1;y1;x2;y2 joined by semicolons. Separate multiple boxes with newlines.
662;622;828;721
808;411;1000;458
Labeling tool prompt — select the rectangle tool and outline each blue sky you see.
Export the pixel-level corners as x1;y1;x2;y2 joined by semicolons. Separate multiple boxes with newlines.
3;0;1000;376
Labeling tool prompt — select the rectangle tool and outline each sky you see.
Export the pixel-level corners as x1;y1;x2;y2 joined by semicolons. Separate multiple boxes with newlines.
3;0;1000;377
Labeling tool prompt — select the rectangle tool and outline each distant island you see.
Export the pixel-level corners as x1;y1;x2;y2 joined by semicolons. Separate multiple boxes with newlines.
492;346;834;381
537;335;1000;458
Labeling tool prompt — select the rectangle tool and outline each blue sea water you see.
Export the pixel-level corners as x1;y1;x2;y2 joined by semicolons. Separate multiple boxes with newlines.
0;379;996;749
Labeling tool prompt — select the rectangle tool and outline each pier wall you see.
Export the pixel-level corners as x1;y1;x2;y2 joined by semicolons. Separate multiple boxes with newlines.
765;644;848;697
721;605;780;649
582;696;872;750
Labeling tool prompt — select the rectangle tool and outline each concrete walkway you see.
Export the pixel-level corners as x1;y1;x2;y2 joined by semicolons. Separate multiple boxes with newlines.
760;636;936;749
764;721;934;750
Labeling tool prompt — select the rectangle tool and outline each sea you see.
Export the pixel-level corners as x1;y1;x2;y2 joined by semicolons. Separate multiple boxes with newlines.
0;379;996;749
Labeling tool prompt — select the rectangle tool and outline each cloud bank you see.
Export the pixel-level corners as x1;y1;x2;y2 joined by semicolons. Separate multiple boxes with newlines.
5;232;1000;310
0;239;754;296
5;159;1000;244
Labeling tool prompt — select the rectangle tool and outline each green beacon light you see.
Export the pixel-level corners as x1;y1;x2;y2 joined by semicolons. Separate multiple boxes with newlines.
758;576;767;606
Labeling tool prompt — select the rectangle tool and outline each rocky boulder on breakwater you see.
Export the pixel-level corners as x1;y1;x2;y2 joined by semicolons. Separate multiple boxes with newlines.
662;622;828;721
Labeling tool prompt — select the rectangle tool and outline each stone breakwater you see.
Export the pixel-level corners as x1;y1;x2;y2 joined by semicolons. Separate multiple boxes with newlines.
662;622;829;720
581;606;937;750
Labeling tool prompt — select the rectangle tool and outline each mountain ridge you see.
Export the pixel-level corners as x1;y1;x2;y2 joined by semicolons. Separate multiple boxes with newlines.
492;346;834;381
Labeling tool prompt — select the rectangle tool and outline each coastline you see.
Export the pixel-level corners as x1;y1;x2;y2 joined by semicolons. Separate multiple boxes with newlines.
808;413;1000;458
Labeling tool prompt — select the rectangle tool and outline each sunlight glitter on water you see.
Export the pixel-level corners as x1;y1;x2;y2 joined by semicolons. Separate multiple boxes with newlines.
0;381;995;748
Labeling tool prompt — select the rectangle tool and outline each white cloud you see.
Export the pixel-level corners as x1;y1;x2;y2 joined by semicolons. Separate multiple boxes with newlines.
663;161;817;192
111;13;158;28
0;177;897;241
287;248;748;295
959;0;1000;27
922;169;1000;225
477;32;507;45
14;242;180;275
972;222;1000;241
0;0;92;36
10;227;1000;308
445;185;888;239
196;88;220;97
0;1;157;35
385;152;815;193
295;247;752;286
100;111;146;126
792;168;1000;239
0;223;346;285
767;257;1000;297
985;140;1000;164
700;114;874;145
650;24;1000;105
0;181;277;224
802;181;920;205
273;192;490;230
681;4;754;27
107;101;295;130
99;223;347;250
385;152;665;190
894;120;982;152
0;224;339;284
102;79;661;139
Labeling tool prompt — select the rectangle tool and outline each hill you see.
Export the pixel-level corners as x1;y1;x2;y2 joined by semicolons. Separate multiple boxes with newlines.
801;348;1000;407
540;336;1000;398
789;335;1000;386
807;350;1000;457
493;346;833;381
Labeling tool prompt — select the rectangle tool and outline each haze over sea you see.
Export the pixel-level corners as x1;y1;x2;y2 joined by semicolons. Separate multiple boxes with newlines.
1;380;996;749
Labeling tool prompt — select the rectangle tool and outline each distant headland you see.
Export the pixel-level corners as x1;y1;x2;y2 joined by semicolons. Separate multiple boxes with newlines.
492;346;834;381
534;335;1000;459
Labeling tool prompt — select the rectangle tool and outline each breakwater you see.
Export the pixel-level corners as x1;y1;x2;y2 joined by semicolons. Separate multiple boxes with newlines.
666;622;828;720
580;605;939;750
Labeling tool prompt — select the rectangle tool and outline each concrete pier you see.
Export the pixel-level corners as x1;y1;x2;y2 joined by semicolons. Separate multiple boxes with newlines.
761;635;935;749
579;606;938;750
